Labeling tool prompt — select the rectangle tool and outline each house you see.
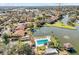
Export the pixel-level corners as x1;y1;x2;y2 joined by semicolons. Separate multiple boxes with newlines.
15;23;25;30
12;23;26;37
51;15;58;20
76;20;79;24
2;27;11;37
45;15;58;24
64;43;73;49
31;36;51;47
46;19;57;24
13;30;25;37
45;48;59;55
69;18;76;22
21;35;31;41
39;19;46;25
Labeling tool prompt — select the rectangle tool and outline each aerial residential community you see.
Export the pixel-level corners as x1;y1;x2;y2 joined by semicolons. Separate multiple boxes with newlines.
0;3;79;55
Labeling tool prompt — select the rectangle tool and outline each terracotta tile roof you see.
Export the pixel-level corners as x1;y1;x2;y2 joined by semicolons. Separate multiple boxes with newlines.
16;23;25;30
14;30;25;37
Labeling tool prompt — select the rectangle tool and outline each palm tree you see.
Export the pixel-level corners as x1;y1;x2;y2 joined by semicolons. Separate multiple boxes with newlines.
49;35;60;48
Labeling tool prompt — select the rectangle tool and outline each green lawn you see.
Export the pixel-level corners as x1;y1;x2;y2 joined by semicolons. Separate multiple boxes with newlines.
75;23;79;26
44;21;76;30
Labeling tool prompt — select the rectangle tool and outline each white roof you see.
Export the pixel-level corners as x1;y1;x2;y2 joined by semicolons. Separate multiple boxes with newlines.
45;48;58;54
77;20;79;23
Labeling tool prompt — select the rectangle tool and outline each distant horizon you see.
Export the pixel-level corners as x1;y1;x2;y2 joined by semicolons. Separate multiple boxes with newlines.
0;3;79;6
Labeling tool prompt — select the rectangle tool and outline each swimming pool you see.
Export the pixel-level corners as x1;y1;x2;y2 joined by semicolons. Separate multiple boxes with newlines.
37;39;48;45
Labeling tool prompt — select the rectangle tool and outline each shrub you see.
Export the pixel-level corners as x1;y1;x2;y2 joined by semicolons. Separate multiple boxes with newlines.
8;42;32;55
2;33;9;45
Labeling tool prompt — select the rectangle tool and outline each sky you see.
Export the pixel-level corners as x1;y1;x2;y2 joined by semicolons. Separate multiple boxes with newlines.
0;3;79;6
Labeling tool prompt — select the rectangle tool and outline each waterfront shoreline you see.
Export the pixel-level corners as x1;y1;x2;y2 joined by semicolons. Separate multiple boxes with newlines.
44;23;76;30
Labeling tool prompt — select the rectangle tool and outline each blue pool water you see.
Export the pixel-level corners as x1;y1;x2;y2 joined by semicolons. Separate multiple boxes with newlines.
37;39;48;45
